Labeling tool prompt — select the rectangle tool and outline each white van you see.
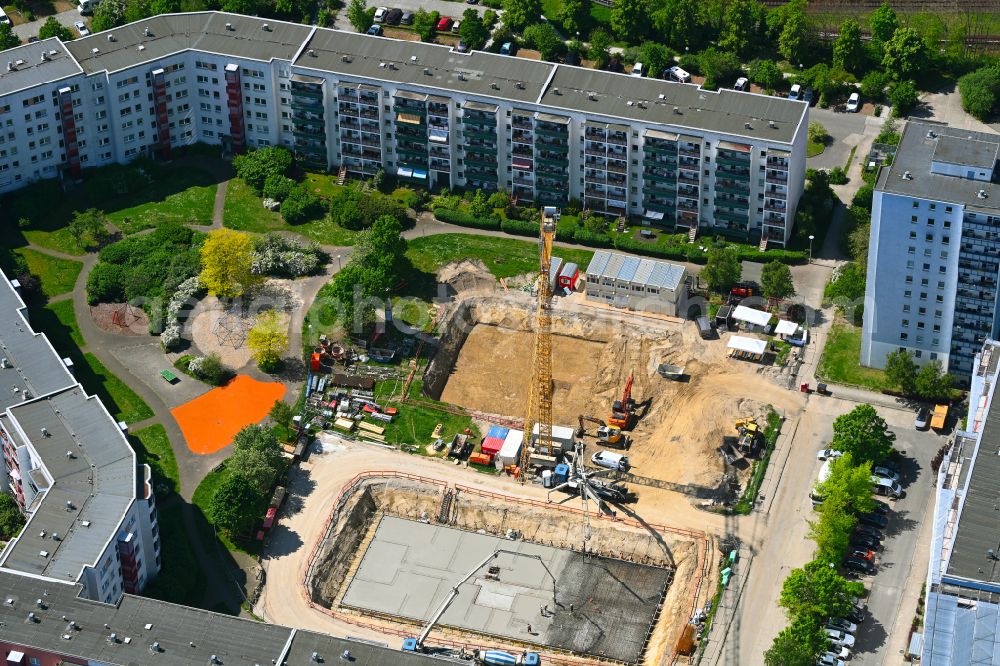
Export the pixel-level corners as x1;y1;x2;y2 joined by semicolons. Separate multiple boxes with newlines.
0;7;10;23
631;62;644;78
592;450;630;472
734;77;748;91
668;66;691;83
789;83;802;100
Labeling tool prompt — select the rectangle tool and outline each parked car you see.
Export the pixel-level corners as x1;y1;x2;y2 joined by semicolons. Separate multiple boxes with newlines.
816;652;846;666
850;548;875;562
802;87;814;104
466;0;479;4
872;476;905;499
499;41;516;56
456;40;469;53
810;491;825;508
915;407;930;430
858;511;889;529
74;20;90;36
789;83;801;100
878;458;901;476
846;92;861;112
592;450;630;472
451;19;461;33
631;62;644;77
734;76;748;91
373;6;388;22
870;499;891;515
850;533;881;552
436;16;453;31
828;617;858;634
844;556;877;575
366;24;383;35
0;7;11;24
848;601;867;624
873;466;900;483
817;448;842;461
400;10;414;24
667;65;691;83
854;524;883;541
825;628;857;649
384;7;402;24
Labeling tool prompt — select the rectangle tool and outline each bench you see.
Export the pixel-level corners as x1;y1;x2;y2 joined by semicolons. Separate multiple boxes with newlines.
160;370;179;383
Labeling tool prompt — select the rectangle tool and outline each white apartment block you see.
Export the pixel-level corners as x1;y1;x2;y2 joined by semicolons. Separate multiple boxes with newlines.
862;122;1000;381
0;273;160;604
0;12;809;246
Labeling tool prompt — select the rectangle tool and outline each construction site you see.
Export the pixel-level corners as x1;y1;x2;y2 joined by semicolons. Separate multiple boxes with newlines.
304;474;707;665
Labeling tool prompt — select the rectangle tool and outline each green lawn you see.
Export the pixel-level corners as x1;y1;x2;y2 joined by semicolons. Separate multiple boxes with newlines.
817;322;890;392
132;424;180;496
14;248;82;297
29;299;85;352
375;378;480;452
79;353;155;423
106;169;218;233
191;464;263;556
807;139;826;158
140;503;206;607
223;178;358;246
303;171;347;199
406;233;594;279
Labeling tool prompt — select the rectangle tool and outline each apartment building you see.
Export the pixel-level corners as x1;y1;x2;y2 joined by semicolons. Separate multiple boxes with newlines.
922;340;1000;663
861;122;1000;381
0;272;160;605
0;12;808;245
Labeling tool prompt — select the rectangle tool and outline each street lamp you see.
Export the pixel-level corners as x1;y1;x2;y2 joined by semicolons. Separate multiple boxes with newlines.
808;234;815;262
335;254;342;270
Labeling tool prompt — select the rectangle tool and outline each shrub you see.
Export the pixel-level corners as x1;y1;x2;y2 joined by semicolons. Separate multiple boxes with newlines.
262;174;296;201
188;353;232;386
251;233;324;277
280;185;323;224
829;166;849;185
232;147;293;194
330;187;407;230
500;217;538;237
433;207;501;230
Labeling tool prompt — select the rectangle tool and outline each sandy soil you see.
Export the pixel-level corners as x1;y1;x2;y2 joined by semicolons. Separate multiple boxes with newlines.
90;303;150;336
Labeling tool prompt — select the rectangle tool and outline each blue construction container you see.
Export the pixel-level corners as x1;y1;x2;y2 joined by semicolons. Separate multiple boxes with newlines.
554;463;570;484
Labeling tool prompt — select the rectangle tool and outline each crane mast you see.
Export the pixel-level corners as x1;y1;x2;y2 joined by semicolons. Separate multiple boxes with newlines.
520;208;558;483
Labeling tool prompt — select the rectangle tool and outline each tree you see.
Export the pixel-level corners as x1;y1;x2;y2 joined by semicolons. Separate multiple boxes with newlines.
651;0;701;51
347;0;370;32
831;404;895;464
38;16;74;40
832;18;865;74
558;0;590;37
91;0;127;32
958;66;1000;121
610;0;648;42
780;559;865;620
413;9;440;42
882;27;927;79
702;248;741;293
523;22;565;61
269;399;293;432
69;209;110;250
761;261;795;300
847;216;870;272
280;185;323;224
0;493;25;540
808;121;828;146
747;59;782;90
199;229;260;299
468;189;490;219
210;474;265;536
889;79;919;117
718;0;765;57
0;22;19;50
817;453;875;516
501;0;542;32
232;146;293;194
459;9;489;50
229;424;284;492
639;42;675;79
869;1;898;47
220;0;261;14
698;48;741;90
915;361;953;402
764;616;829;666
123;0;152;24
247;310;288;371
263;174;296;202
860;70;890;102
778;11;811;65
588;28;612;68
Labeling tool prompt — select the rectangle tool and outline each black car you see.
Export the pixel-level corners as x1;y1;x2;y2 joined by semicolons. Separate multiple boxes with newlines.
384;7;402;24
871;499;891;515
878;458;902;476
844;556;876;575
850;533;880;551
400;10;413;24
847;603;867;624
854;524;883;541
858;512;889;529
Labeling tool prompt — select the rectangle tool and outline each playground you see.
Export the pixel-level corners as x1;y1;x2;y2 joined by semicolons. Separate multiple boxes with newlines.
172;374;287;454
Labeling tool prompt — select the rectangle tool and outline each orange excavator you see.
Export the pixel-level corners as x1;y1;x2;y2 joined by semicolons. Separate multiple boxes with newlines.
608;373;637;430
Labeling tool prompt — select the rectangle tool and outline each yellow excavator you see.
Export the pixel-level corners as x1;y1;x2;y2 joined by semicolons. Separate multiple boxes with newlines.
735;416;760;454
577;415;627;447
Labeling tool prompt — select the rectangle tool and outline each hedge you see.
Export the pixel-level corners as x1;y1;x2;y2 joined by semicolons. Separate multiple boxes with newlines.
499;217;539;237
433;207;501;230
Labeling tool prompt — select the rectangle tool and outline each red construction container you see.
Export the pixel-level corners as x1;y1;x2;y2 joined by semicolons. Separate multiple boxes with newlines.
481;436;504;456
469;452;493;466
310;353;321;371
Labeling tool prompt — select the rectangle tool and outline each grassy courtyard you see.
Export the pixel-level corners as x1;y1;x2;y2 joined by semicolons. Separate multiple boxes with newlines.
14;248;82;297
106;170;217;233
132;424;180;496
817;321;890;393
406;233;594;280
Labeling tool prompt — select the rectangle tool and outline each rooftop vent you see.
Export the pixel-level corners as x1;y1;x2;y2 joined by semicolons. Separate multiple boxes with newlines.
638;101;646;109
378;62;386;68
410;55;417;62
262;23;270;31
210;655;219;664
458;72;466;81
768;121;777;129
673;106;680;114
979;189;988;199
137;45;145;52
41;427;49;437
552;87;560;95
150;641;162;653
39;530;46;538
5;61;12;72
4;598;12;605
515;82;524;90
109;633;119;643
490;82;498;90
627;100;634;106
143;26;150;36
66;450;74;458
27;612;37;622
65;500;74;510
423;67;431;75
91;48;99;55
107;34;115;42
52;532;60;541
81;520;91;527
588;92;596;101
40;52;48;62
927;130;936;139
62;634;72;640
38;551;47;558
308;49;316;57
225;22;233;30
48;50;56;56
35;599;44;609
341;55;349;62
902;170;912;180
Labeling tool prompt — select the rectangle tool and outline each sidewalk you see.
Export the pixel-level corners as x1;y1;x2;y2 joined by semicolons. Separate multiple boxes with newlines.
698;547;754;666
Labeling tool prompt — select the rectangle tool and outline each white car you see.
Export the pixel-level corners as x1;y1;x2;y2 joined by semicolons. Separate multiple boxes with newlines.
846;92;861;112
825;628;856;649
591;450;630;472
872;466;900;483
827;617;858;634
817;448;843;461
667;65;690;83
816;651;846;666
74;20;90;36
373;6;388;22
734;76;748;91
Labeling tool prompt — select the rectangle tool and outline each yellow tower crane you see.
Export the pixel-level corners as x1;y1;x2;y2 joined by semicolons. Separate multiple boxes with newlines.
519;208;558;483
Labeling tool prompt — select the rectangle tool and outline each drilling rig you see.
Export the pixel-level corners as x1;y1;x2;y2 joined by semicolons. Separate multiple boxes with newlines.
519;207;558;483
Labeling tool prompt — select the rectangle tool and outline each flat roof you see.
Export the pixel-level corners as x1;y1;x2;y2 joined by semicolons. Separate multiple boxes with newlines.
66;12;314;74
1;387;135;581
341;516;672;664
947;389;1000;584
932;134;999;170
0;38;82;97
878;121;1000;210
585;250;685;290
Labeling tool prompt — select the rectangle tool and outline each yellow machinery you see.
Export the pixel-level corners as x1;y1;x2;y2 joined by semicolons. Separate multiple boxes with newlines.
736;417;760;454
520;209;558;482
577;415;625;446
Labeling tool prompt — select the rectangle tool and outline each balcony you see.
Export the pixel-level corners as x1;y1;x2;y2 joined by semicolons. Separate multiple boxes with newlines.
678;174;699;186
536;138;569;152
512;131;534;144
465;126;498;140
765;172;788;185
535;124;568;138
644;142;677;156
644;170;676;184
715;155;750;168
715;209;749;224
337;105;359;117
291;98;323;112
679;158;700;169
511;146;533;158
536;154;568;167
513;119;533;130
396;144;426;159
678;201;698;212
718;197;750;210
644;182;676;197
465;155;497;168
679;147;701;157
428;103;449;117
764;201;786;213
644;200;675;215
718;169;751;182
767;158;789;169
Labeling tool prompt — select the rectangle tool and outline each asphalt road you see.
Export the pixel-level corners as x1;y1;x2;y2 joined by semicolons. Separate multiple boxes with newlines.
13;7;85;40
806;106;878;172
328;0;489;30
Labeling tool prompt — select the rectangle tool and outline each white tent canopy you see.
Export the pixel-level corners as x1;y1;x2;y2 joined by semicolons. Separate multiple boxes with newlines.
733;305;772;327
775;320;799;335
727;336;768;355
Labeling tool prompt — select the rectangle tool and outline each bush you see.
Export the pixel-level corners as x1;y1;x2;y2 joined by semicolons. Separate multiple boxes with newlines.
232;147;293;194
188;353;232;386
889;79;919;117
433;207;501;230
829;166;849;185
500;217;538;237
860;70;890;101
280;185;323;224
959;66;1000;121
330;187;407;230
251;233;324;277
263;174;296;201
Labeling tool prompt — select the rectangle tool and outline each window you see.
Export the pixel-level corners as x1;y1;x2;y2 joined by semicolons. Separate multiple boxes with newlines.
933;324;941;332
941;251;948;259
927;218;935;226
918;307;926;315
911;215;917;223
930;203;936;210
936;294;944;302
905;275;913;283
908;246;915;254
900;332;909;340
915;350;923;358
921;278;929;286
909;231;917;239
945;206;953;213
942;235;950;245
904;290;912;298
902;319;910;327
906;260;914;269
116;75;138;88
925;233;934;242
902;304;910;312
939;266;946;274
922;263;930;271
917;322;925;329
920;292;927;300
912;201;919;208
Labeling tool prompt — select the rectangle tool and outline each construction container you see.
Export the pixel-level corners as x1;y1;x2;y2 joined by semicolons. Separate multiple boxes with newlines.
310;353;321;371
495;430;524;470
532;424;574;455
549;256;564;292
469;452;492;466
554;463;570;484
482;425;509;456
558;262;580;290
542;469;553;488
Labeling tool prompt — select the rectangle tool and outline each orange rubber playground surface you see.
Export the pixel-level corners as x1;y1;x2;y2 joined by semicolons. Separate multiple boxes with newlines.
172;374;287;454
